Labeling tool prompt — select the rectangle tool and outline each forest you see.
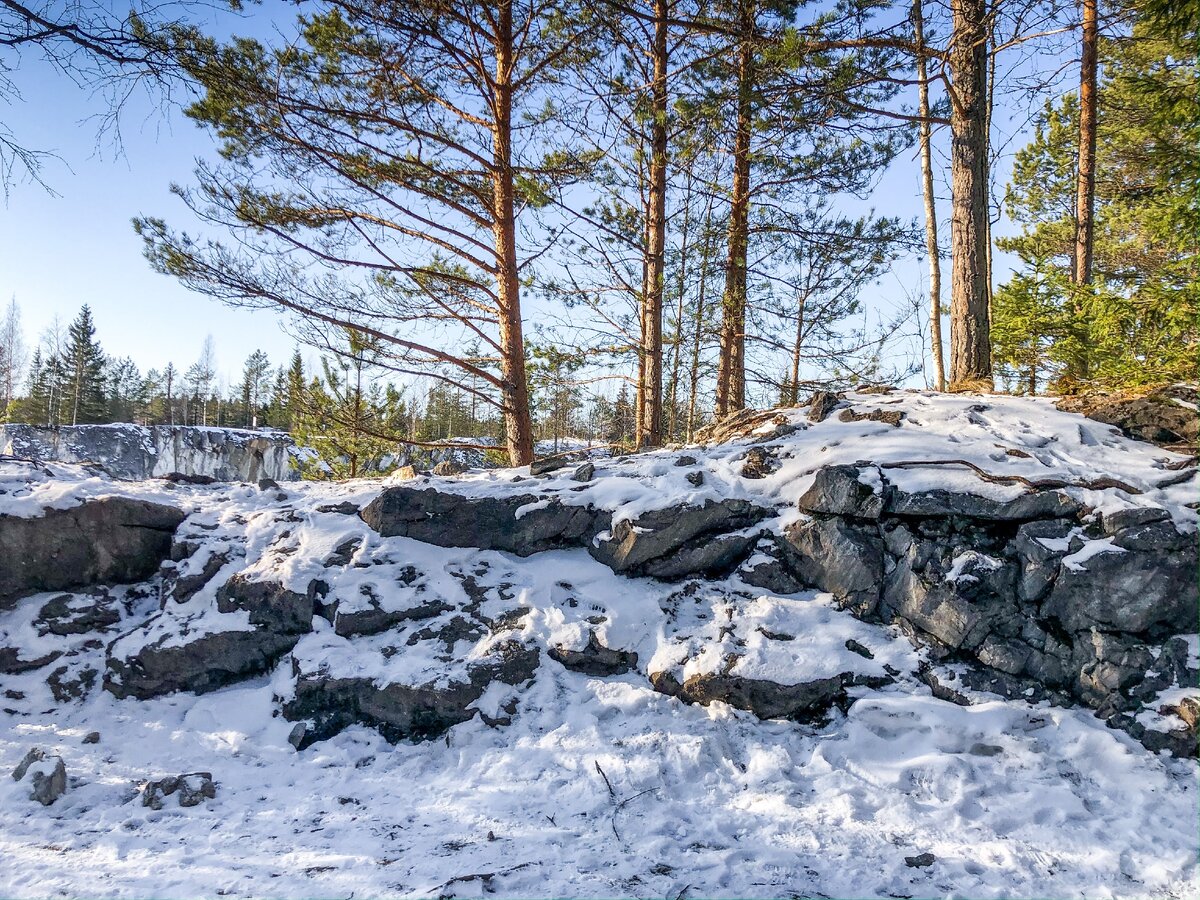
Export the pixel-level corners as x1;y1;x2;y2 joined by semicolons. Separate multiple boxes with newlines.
0;0;1195;469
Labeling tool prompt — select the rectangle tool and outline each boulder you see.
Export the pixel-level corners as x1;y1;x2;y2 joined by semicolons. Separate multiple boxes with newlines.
141;772;216;810
590;499;769;579
215;575;319;635
0;423;300;481
797;465;885;519
360;487;605;556
0;498;185;609
650;670;846;722
779;516;884;614
549;632;638;676
11;747;67;806
34;592;120;636
1056;385;1200;449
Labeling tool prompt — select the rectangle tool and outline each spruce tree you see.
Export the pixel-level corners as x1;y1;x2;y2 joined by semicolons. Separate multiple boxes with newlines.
60;305;108;425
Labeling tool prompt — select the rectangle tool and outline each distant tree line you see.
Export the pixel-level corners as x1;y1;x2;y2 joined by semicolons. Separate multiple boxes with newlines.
0;302;652;457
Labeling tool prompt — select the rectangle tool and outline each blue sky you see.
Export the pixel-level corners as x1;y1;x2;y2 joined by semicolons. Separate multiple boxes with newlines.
0;4;1071;397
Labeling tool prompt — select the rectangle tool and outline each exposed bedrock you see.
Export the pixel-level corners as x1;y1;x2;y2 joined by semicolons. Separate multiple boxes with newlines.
0;424;300;482
358;466;1197;752
769;465;1198;731
360;488;605;556
360;486;768;579
281;640;540;748
0;498;185;609
104;574;317;700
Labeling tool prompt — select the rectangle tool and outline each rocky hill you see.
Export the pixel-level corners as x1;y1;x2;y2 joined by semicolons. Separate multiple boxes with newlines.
0;390;1196;898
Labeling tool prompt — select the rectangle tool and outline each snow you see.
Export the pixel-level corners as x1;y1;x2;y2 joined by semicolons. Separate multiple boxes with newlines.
945;551;1004;585
1061;537;1127;572
374;391;1198;533
1;391;1197;897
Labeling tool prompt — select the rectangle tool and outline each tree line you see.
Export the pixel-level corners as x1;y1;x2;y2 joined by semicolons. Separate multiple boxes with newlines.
0;301;648;462
3;0;1195;467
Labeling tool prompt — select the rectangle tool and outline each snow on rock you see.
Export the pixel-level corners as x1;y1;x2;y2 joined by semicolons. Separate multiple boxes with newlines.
0;423;302;482
0;390;1197;897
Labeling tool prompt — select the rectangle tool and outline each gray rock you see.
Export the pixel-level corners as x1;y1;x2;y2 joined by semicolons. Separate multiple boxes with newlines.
650;669;846;722
215;575;319;634
82;732;100;745
806;390;842;422
0;498;185;609
886;486;1081;521
141;772;216;810
529;456;569;476
431;460;466;477
104;623;302;700
0;423;298;482
571;462;596;482
740;446;777;479
360;487;606;557
905;853;936;868
549;632;638;676
1039;536;1196;634
589;499;769;579
674;455;698;467
686;470;704;486
282;641;539;747
11;748;67;806
780;516;884;614
35;592;120;636
797;465;885;520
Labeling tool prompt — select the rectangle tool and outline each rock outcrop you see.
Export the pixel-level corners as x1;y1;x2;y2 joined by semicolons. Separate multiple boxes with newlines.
1057;384;1199;450
756;464;1198;733
0;424;301;482
0;498;184;609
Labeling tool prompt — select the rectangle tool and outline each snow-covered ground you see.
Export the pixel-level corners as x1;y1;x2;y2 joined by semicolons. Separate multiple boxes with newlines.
1;390;1197;898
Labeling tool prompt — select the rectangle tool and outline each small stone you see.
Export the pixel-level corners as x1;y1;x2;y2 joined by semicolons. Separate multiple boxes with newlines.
82;731;100;745
740;446;777;479
529;456;569;476
674;456;698;467
686;470;704;487
844;639;874;660
12;748;67;805
391;465;419;481
431;460;466;477
572;462;595;482
177;772;217;807
288;722;308;750
1176;696;1200;730
905;852;936;868
487;830;496;842
257;478;280;491
807;390;841;422
968;742;1003;757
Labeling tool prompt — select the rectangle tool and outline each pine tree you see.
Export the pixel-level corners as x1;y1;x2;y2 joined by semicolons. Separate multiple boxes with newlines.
239;349;271;427
291;329;405;479
995;17;1199;391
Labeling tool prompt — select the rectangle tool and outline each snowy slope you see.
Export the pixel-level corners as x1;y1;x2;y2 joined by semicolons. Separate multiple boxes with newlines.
1;390;1197;899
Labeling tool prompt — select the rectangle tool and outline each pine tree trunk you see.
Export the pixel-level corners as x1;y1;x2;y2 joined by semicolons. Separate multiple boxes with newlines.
687;192;716;442
637;0;669;449
716;6;754;417
789;293;805;406
492;2;535;466
1068;0;1098;384
667;169;694;441
947;0;993;390
914;0;945;392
